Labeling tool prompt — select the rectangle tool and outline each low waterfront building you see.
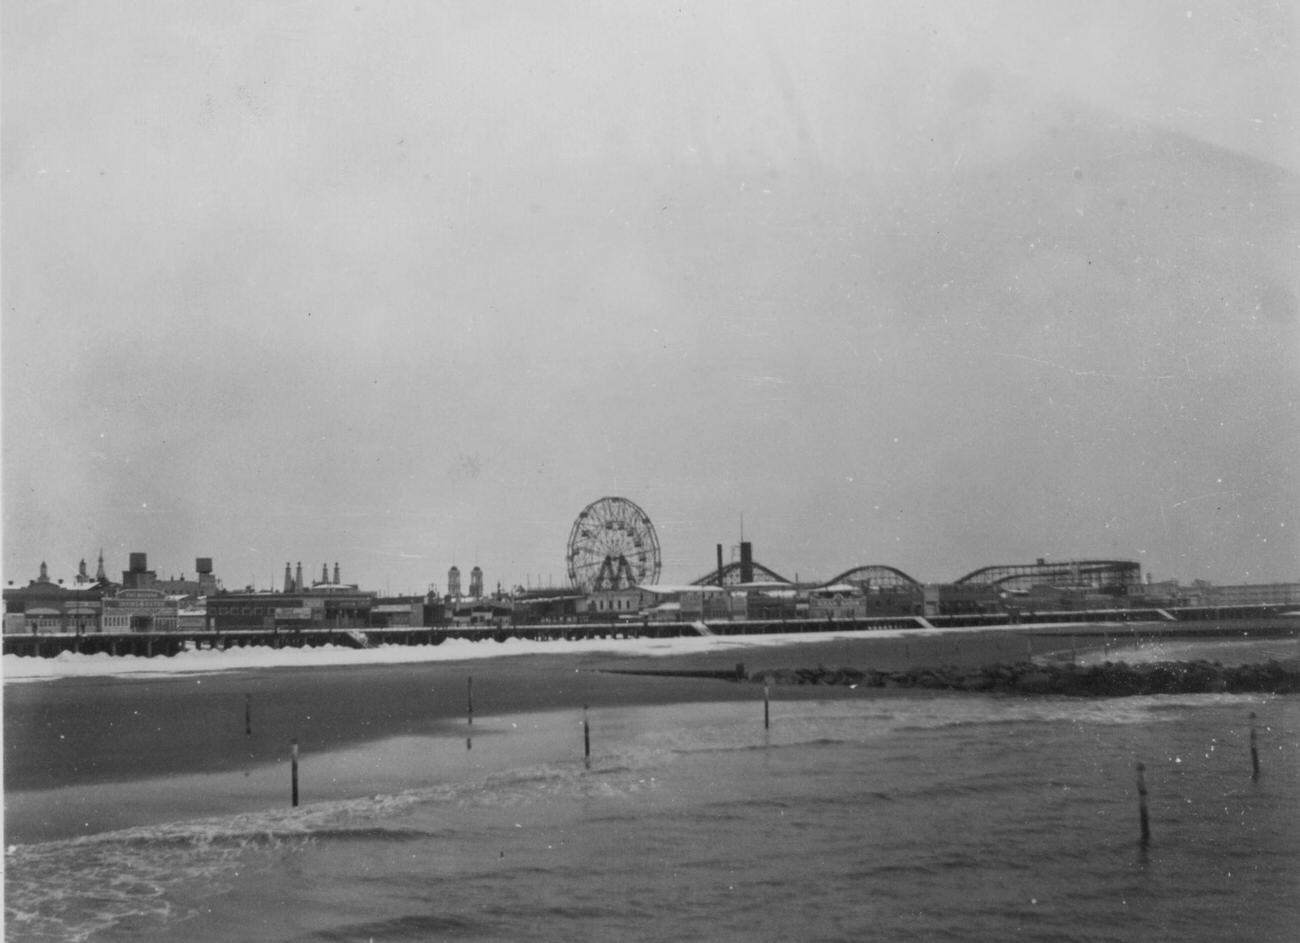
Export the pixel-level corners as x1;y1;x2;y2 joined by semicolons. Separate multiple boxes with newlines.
585;584;730;622
369;596;426;628
806;583;867;620
586;586;648;618
3;562;104;634
102;588;179;633
922;583;1003;618
1208;582;1300;607
509;588;585;624
207;585;376;632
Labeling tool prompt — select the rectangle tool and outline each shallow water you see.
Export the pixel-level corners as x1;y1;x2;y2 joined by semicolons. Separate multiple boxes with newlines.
7;689;1297;942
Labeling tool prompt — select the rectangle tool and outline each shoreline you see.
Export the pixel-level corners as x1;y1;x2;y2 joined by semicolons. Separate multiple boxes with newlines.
5;624;1296;846
2;628;1079;794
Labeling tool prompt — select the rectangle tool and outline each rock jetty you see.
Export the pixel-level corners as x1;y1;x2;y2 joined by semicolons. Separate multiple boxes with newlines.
747;659;1300;697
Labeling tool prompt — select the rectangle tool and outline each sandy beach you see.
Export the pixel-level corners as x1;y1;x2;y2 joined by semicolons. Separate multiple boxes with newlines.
4;629;1049;791
5;622;1294;847
6;625;1299;943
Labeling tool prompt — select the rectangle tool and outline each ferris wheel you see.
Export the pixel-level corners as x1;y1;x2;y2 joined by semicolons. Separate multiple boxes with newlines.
566;496;661;592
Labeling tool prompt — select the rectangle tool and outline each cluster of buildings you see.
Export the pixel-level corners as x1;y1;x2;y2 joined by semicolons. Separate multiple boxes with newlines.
4;547;1298;637
2;553;527;636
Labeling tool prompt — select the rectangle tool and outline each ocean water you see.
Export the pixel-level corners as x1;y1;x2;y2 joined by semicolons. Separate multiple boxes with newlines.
6;688;1297;942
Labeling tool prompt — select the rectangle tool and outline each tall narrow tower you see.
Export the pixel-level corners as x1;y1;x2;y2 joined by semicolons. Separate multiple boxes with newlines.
469;566;484;598
448;565;462;599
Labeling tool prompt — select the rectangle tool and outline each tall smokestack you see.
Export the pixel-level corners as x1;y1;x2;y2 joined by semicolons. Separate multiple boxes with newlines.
740;542;753;584
717;544;725;588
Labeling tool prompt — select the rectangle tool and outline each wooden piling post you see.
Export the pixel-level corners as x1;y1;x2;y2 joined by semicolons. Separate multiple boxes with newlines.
245;694;252;737
1250;712;1260;781
291;738;300;808
583;706;591;761
467;676;473;726
1136;762;1150;847
764;684;770;730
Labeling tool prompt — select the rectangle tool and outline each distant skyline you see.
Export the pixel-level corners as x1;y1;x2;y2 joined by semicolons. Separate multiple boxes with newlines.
4;1;1298;595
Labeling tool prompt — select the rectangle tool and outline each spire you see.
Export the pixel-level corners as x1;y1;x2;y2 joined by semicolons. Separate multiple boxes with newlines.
38;560;49;583
96;550;106;581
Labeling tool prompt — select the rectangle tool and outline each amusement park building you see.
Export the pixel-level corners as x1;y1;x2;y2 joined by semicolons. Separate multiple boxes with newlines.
2;561;103;634
207;584;376;632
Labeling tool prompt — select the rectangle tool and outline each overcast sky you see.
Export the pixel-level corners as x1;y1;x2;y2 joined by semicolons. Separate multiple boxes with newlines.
4;1;1297;594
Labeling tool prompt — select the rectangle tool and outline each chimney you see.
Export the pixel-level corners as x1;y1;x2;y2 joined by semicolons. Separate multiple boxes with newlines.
740;542;753;584
717;544;725;588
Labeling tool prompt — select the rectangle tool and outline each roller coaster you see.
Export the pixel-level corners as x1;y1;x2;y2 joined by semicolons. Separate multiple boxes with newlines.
692;560;794;587
692;558;1140;593
953;559;1141;595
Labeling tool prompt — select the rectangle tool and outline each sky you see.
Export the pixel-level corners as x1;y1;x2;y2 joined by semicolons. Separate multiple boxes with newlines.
4;0;1298;595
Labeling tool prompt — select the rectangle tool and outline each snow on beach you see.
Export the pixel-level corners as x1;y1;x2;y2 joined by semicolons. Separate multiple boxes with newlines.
1;624;1031;683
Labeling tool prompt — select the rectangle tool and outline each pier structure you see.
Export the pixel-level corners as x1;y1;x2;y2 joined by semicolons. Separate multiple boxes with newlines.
5;604;1297;659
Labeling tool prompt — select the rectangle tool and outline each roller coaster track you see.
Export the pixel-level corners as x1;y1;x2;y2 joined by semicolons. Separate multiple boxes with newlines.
953;559;1141;592
693;561;923;590
819;565;923;590
691;559;1140;592
691;560;792;587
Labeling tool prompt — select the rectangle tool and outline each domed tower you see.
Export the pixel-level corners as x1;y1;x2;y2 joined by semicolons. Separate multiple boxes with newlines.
448;565;462;599
469;566;483;598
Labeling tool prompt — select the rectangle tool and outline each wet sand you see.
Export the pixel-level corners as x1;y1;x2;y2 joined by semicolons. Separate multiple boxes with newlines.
2;629;1061;796
8;623;1292;845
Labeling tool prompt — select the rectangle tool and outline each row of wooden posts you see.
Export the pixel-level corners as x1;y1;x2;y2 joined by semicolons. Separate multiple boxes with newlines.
250;676;1266;840
1134;709;1263;848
